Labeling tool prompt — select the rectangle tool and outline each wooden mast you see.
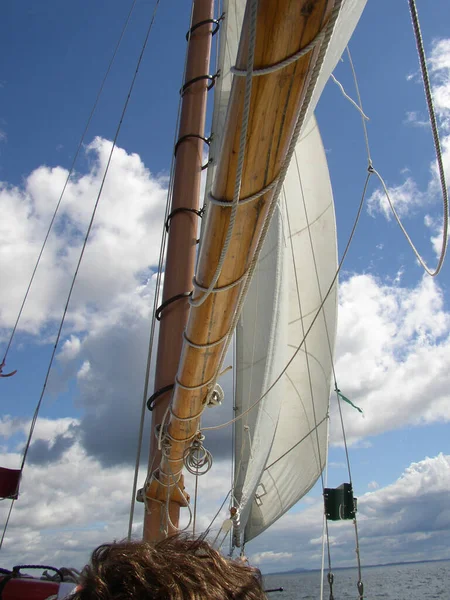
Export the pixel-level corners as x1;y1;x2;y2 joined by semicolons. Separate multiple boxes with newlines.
145;0;334;532
143;0;214;542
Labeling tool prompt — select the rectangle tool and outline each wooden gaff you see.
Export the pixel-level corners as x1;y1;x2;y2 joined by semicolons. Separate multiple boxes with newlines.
146;0;334;519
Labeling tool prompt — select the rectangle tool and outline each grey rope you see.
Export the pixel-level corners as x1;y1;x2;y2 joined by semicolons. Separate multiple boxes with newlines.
175;373;216;391
183;329;228;350
169;407;205;423
1;0;139;369
230;28;326;77
407;0;448;277
264;415;328;471
192;269;248;295
346;48;372;167
362;1;448;278
334;46;379;599
189;0;259;308
207;178;278;206
183;435;213;476
159;443;193;534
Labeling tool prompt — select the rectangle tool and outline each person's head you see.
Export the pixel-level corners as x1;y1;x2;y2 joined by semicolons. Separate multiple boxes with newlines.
74;535;265;600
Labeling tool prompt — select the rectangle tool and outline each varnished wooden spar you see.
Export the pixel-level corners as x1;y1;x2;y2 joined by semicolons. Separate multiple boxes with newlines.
143;0;214;541
146;0;334;521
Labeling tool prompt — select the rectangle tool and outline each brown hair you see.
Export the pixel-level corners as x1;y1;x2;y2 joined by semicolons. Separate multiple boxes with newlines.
74;535;265;600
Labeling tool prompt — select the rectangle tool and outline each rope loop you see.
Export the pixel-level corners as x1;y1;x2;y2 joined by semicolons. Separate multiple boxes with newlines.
231;28;326;77
208;177;278;207
183;434;213;476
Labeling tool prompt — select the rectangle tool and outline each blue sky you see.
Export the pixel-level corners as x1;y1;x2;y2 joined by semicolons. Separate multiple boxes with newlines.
1;0;450;576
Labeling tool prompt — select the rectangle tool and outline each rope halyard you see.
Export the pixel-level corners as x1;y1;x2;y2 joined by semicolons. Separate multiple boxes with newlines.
188;0;259;310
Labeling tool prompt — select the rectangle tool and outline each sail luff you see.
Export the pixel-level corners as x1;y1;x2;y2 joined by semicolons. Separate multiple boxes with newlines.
146;0;335;514
143;0;215;542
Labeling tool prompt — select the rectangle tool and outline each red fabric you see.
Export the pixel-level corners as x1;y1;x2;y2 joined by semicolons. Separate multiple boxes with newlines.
0;578;59;600
0;467;21;499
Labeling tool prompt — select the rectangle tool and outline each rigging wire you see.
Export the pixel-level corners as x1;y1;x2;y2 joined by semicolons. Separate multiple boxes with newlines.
192;459;200;537
319;416;331;600
127;0;195;542
0;501;14;551
1;0;139;368
203;488;232;538
0;0;162;550
332;45;374;599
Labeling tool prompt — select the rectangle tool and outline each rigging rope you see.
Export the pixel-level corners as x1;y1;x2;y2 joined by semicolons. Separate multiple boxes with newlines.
406;0;448;277
203;489;232;538
0;0;162;550
1;0;139;370
188;0;258;308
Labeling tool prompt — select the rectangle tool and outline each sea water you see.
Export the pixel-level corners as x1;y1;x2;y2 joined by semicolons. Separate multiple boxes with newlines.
263;559;450;600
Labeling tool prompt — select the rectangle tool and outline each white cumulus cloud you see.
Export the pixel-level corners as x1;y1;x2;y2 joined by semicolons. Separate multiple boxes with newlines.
368;38;450;231
332;273;450;444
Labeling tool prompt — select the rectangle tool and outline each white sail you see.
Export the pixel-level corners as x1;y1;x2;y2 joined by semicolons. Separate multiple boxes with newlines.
233;114;338;543
204;0;246;199
205;0;367;543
